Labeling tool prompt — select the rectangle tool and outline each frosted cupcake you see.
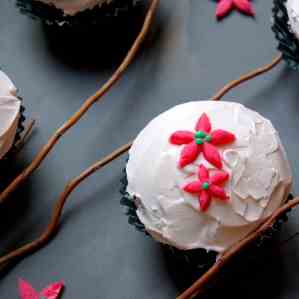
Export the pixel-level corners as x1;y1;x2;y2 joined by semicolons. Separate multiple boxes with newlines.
121;101;292;282
272;0;299;70
0;71;25;164
17;0;142;27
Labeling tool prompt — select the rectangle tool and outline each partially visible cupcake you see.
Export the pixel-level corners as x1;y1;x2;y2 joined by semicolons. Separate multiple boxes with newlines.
17;0;142;28
272;0;299;70
121;101;292;284
0;71;25;164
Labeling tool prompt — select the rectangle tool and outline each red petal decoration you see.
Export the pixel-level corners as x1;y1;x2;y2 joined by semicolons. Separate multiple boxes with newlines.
40;281;64;299
195;113;212;133
203;143;222;169
210;130;236;146
183;181;202;194
179;141;201;168
18;279;39;299
169;130;194;145
216;0;234;18
209;185;228;200
210;171;229;185
199;190;211;211
198;164;209;181
233;0;254;16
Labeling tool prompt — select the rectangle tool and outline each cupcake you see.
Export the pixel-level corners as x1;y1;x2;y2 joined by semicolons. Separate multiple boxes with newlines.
0;70;25;165
121;101;292;286
272;0;299;70
16;0;143;27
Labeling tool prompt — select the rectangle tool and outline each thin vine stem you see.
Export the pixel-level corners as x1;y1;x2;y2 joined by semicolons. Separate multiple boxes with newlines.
0;54;287;296
0;0;160;204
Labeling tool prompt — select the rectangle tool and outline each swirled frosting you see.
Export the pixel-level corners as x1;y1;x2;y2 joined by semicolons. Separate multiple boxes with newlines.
35;0;114;16
0;71;21;160
286;0;299;39
126;101;292;252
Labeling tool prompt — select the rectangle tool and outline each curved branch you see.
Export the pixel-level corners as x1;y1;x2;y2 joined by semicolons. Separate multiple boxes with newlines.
211;53;283;101
0;0;160;204
0;52;285;283
0;142;132;266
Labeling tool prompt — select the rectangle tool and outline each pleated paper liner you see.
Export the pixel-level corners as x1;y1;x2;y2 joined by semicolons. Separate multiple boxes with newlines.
16;0;144;28
272;0;299;70
120;166;293;294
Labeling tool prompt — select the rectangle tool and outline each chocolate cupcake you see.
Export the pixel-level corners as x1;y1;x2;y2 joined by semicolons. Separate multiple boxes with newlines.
272;0;299;70
16;0;143;28
121;101;292;285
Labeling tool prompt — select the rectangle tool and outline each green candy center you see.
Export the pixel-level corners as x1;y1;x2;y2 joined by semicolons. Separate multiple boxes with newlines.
202;182;209;190
194;131;212;144
195;138;204;145
195;131;206;139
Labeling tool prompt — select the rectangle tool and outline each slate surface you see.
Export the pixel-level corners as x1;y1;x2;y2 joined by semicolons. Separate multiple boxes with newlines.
1;0;299;298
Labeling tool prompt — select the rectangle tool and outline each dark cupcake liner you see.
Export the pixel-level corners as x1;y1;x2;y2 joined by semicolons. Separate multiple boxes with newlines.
120;164;292;291
16;0;144;28
272;0;299;70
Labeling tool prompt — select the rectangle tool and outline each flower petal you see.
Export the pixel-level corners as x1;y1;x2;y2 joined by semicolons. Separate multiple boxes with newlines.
210;129;236;146
195;113;212;133
209;185;229;200
18;279;39;299
198;164;209;181
183;181;202;194
203;143;222;169
199;190;211;211
179;141;201;168
40;281;64;299
210;171;229;185
233;0;254;16
169;130;194;145
216;0;234;18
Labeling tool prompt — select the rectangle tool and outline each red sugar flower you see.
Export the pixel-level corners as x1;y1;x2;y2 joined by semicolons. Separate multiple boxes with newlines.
183;164;229;212
18;279;64;299
169;113;236;169
216;0;255;19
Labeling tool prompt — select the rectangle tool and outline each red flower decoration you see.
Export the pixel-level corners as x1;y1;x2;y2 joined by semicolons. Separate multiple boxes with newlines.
18;279;64;299
183;164;229;211
169;113;236;169
216;0;255;19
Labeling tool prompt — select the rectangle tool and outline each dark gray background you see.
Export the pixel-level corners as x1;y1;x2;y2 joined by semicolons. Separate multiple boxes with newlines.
1;0;299;298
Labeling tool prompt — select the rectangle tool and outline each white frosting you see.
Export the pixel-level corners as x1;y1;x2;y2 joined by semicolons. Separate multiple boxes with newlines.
126;101;292;252
286;0;299;39
34;0;114;16
0;71;21;160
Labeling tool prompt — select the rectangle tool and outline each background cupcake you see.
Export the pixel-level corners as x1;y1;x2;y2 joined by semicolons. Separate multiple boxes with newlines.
121;101;292;289
272;0;299;70
0;70;25;170
16;0;143;28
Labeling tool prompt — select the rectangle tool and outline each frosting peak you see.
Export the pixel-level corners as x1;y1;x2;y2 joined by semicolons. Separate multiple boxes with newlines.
126;101;292;252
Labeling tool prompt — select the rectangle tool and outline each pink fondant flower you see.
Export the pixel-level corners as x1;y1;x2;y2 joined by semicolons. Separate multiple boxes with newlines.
169;113;236;169
183;164;229;212
18;279;64;299
216;0;255;19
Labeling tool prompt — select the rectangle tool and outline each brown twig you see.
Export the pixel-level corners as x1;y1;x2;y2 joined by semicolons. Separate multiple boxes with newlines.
0;54;285;281
211;53;283;101
0;142;132;266
0;0;159;204
177;195;298;299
